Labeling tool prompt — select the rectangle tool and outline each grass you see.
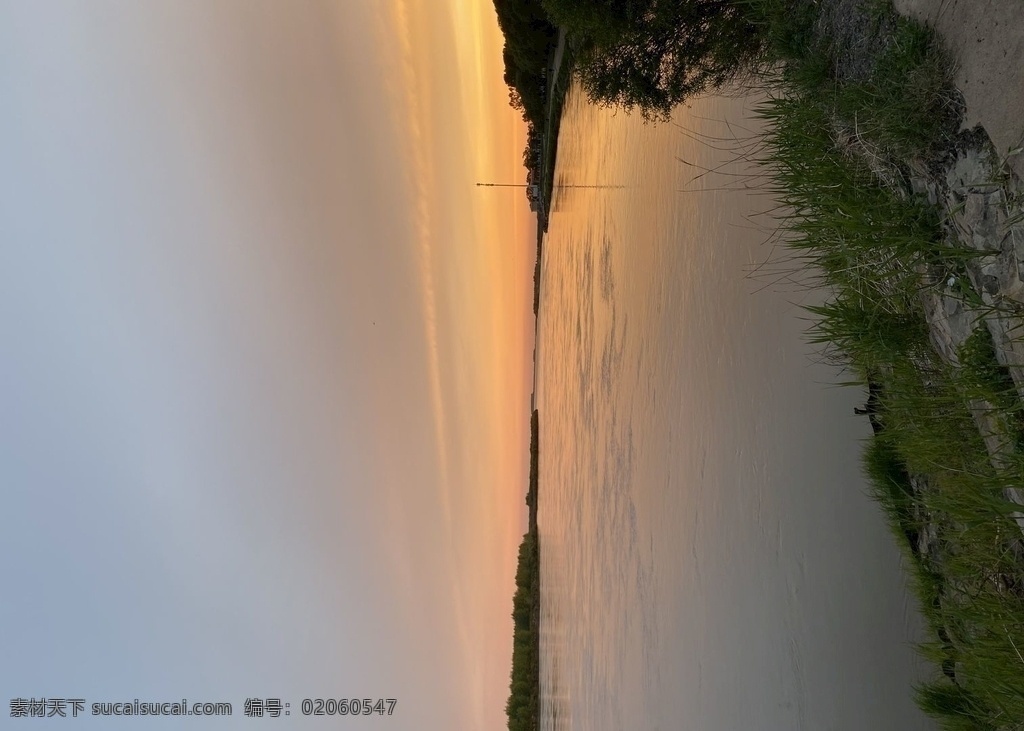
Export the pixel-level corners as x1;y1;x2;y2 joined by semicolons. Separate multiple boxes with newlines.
744;0;1024;726
749;0;960;157
834;19;958;158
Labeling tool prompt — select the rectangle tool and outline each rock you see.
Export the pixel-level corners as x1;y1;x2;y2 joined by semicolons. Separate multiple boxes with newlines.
907;131;1024;535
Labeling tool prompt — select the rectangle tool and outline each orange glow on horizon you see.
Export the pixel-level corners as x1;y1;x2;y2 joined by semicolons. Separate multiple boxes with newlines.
371;1;537;727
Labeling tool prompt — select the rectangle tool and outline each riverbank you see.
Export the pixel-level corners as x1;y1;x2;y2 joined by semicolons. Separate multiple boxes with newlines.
532;27;572;322
752;0;1024;724
537;28;571;233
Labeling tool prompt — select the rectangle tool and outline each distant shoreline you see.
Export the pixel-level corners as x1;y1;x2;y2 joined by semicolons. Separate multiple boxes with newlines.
505;409;541;731
525;409;539;534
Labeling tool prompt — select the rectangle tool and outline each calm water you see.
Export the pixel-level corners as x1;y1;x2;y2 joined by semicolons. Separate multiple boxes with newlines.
535;85;937;731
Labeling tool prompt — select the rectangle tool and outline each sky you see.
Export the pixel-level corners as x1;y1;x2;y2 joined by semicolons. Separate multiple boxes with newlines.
1;1;535;728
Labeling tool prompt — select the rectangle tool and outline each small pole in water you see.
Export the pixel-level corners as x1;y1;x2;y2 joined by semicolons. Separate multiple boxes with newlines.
475;182;625;189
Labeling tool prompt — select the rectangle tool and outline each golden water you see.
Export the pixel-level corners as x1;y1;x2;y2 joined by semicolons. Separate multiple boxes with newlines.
535;84;937;731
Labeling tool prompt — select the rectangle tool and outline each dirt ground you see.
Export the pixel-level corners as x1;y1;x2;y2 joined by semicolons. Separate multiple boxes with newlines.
892;0;1024;180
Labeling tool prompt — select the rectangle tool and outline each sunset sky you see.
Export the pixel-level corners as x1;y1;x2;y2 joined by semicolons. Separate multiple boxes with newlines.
1;1;535;728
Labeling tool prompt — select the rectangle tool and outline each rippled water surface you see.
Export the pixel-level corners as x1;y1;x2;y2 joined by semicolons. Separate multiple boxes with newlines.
535;85;937;731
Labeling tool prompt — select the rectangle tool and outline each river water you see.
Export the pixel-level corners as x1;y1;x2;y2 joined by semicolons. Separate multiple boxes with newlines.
534;84;937;731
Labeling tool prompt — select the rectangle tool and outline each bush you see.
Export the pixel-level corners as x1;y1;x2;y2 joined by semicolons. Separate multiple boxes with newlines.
543;0;763;120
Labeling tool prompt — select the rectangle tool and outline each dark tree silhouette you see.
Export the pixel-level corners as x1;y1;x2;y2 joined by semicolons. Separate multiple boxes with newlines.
542;0;762;120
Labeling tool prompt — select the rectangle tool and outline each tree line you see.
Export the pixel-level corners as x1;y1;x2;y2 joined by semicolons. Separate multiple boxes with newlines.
495;0;766;124
492;0;559;132
506;409;540;730
505;529;539;731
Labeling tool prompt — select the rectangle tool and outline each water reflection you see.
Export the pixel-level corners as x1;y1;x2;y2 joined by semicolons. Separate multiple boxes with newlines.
535;84;936;731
